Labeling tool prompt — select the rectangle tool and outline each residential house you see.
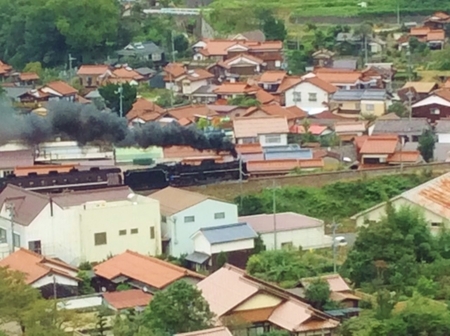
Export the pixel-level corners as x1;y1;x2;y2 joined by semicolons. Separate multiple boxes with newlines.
162;146;233;165
191;84;219;103
135;67;157;81
371;118;430;142
423;11;450;29
363;63;395;91
126;97;165;125
233;116;289;147
198;264;340;335
108;66;145;85
41;81;78;102
409;26;445;49
351;172;450;233
330;59;358;70
401;81;438;101
2;86;30;103
246;159;324;177
164;63;214;95
334;121;367;142
212;82;276;105
244;104;307;125
0;248;79;298
436;119;450;143
13;72;40;86
148;187;239;257
0;185;162;265
102;289;153;311
412;89;450;122
94;250;204;293
307;69;377;90
190;222;257;270
330;89;391;117
165;104;217;125
312;49;335;68
0;149;34;177
77;65;111;88
240;212;332;250
228;30;266;42
289;124;333;138
116;41;165;66
0;61;12;80
175;327;233;336
236;143;264;162
210;54;265;81
263;144;315;161
257;70;287;93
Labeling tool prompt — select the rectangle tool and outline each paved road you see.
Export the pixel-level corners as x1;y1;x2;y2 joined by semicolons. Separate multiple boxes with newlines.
338;233;357;247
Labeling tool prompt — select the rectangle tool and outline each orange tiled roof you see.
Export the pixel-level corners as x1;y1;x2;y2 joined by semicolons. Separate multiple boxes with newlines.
233;116;289;138
186;68;214;82
175;327;234;336
113;67;144;80
290;124;329;135
166;104;216;120
94;250;204;289
410;26;431;36
236;143;263;154
103;289;153;310
44;80;78;96
246;104;306;120
303;76;338;93
387;151;421;163
0;60;12;75
127;97;165;122
277;76;302;93
19;72;39;81
313;70;362;85
0;248;79;284
254;88;276;104
286;106;308;119
360;136;398;154
434;88;450;101
77;64;110;75
164;63;186;79
427;29;445;41
259;71;287;83
219;54;265;68
197;39;283;57
214;82;257;95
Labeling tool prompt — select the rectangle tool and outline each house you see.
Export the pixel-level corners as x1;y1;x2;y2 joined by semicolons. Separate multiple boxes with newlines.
312;49;335;68
233;116;289;147
357;135;399;166
228;30;266;42
0;248;79;298
246;159;324;177
77;65;111;88
330;89;390;117
351;172;450;232
334;121;367;142
162;146;234;164
210;54;265;81
423;11;450;29
244;104;307;125
94;250;204;293
14;72;40;86
289;124;333;138
239;212;332;250
165;104;217;124
257;70;287;92
236;143;264;162
102;289;153;311
190;84;220;104
0;60;12;79
197;264;340;335
436;119;450;143
175;327;234;336
41;81;78;102
0;149;34;177
148;187;239;257
371;118;430;142
408;26;445;50
412;89;450;122
283;76;337;115
330;59;358;70
401;82;438;100
307;69;377;90
109;66;145;85
164;63;214;95
126;97;165;125
190;222;257;270
0;185;162;265
116;41;165;65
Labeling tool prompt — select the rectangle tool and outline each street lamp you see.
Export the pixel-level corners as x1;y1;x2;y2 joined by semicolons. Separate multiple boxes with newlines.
115;83;124;118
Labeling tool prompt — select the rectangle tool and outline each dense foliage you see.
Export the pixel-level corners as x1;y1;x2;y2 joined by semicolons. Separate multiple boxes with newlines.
98;82;137;116
236;174;432;220
418;129;436;163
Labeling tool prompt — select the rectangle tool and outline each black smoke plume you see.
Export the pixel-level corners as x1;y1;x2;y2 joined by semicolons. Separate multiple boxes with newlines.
0;101;237;156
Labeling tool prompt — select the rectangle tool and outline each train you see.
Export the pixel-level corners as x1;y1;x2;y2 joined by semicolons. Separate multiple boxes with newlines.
0;160;248;194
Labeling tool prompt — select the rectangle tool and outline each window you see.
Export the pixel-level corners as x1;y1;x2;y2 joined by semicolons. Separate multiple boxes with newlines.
293;92;301;102
150;227;155;239
184;216;195;223
241;137;258;144
366;104;375;111
0;228;6;243
94;232;107;246
119;229;127;236
431;222;442;227
308;93;317;102
130;228;139;234
28;240;42;254
161;215;167;223
13;233;20;248
214;212;225;219
3;170;13;177
152;53;162;62
431;108;440;115
265;135;281;144
281;242;293;250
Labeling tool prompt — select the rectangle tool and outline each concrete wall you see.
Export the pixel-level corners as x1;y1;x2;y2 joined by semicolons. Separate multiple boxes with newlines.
361;100;385;116
261;226;332;250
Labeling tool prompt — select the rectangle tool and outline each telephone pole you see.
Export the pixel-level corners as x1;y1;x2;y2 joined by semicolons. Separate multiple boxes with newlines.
272;180;278;250
330;220;340;273
115;83;124;118
5;203;15;255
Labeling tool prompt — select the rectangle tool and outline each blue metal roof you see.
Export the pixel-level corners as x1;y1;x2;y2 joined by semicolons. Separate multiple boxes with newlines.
264;145;313;160
200;223;257;244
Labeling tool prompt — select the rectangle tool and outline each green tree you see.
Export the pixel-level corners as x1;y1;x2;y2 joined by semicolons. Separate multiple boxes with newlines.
227;96;260;107
416;276;437;298
254;235;266;254
155;89;187;108
286;49;312;75
116;283;132;291
23;61;44;76
173;34;190;58
113;309;158;336
262;13;287;41
143;281;215;334
387;102;408;117
93;308;109;336
77;270;95;295
98;82;137;116
304;279;330;310
216;251;228;269
418;129;435;162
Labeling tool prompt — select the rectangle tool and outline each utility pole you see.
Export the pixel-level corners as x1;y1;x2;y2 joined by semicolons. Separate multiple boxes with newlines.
53;275;57;299
397;1;400;26
330;219;340;273
5;203;15;255
364;35;368;65
169;30;175;108
407;88;413;121
406;46;412;82
115;83;124;118
272;180;277;250
239;155;243;208
68;54;76;81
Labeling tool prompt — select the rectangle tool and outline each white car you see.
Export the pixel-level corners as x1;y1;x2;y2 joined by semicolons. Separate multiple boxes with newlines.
334;236;348;246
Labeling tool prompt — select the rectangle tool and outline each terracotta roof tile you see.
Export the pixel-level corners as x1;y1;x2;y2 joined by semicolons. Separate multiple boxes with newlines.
387;151;421;163
233;116;288;138
334;121;367;133
303;76;337;93
313;70;362;85
186;68;214;82
0;60;12;75
233;307;277;322
175;327;233;336
197;39;282;57
44;80;78;96
0;248;78;284
164;63;186;79
112;67;144;80
103;289;153;310
254;88;276;104
94;250;204;289
259;71;287;83
127;97;165;122
276;76;302;93
360;136;398;154
77;65;110;75
19;72;40;81
311;111;347;119
222;54;264;67
166;104;216;120
236;143;263;154
427;29;445;41
246;104;304;120
214;82;257;95
434;88;450;102
290;124;329;135
286;106;308;119
410;26;431;36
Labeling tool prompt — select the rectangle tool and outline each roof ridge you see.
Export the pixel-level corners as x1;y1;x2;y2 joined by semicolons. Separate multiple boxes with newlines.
4;184;50;201
200;222;247;231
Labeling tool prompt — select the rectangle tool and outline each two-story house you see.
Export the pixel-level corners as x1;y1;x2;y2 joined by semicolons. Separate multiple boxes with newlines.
0;185;161;265
164;63;214;96
233;116;289;147
308;69;378;90
209;54;265;81
116;41;165;67
148;187;239;258
330;89;390;117
412;88;450;122
77;65;111;88
40;81;78;102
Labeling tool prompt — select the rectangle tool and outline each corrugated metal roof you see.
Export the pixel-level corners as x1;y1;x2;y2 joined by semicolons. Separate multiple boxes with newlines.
372;118;430;134
264;147;313;160
332;89;387;101
240;212;323;233
185;252;210;264
199;223;257;244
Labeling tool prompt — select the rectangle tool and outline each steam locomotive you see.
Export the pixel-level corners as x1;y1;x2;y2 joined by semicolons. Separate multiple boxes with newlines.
0;160;248;194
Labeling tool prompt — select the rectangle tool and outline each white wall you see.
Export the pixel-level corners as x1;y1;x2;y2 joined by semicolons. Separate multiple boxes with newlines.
211;239;254;254
32;273;78;289
438;133;450;143
192;233;211;255
285;82;329;111
260;227;332;251
166;199;238;257
182;79;208;95
259;134;288;147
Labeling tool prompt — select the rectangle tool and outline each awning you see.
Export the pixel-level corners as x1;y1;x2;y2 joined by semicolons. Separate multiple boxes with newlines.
185;252;210;264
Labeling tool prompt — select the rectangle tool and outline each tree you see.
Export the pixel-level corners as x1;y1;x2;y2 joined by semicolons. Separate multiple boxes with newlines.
304;279;330;310
227;96;260;107
77;270;95;295
254;235;266;254
387;102;408;117
23;61;44;76
286;49;312;75
116;283;132;291
262;13;287;41
98;82;137;116
113;309;158;336
143;280;215;334
155;89;187;108
93;308;109;336
418;129;435;162
173;34;190;58
216;251;228;269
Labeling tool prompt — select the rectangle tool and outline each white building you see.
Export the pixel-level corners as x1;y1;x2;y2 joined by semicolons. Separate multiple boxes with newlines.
148;187;239;258
0;185;161;265
240;212;332;250
436;119;450;143
232;116;289;147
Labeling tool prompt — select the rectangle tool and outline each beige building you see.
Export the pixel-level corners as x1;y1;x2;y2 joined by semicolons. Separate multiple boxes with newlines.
352;172;450;234
331;89;390;118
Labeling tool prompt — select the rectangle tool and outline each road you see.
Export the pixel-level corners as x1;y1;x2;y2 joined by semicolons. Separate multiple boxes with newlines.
339;233;357;247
